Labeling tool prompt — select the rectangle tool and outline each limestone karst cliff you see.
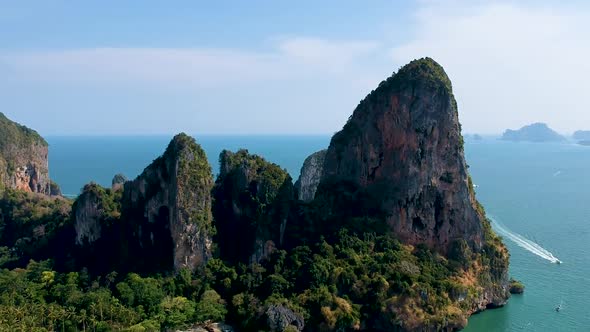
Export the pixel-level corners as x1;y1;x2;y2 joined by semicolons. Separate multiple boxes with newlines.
294;149;326;202
314;57;510;319
213;149;293;264
72;134;214;273
121;133;214;272
0;58;513;332
320;58;485;255
0;112;56;195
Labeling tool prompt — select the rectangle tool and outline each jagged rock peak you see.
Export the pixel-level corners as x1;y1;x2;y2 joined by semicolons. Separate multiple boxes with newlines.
295;149;326;202
111;173;127;190
320;57;484;255
122;133;214;272
0;112;55;195
213;149;293;264
73;182;121;246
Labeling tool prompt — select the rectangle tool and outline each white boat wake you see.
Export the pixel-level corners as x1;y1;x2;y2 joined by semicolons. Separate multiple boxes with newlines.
489;217;561;264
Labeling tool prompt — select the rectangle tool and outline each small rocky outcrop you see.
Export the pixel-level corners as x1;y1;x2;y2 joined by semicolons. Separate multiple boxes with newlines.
294;150;326;202
501;123;565;142
265;305;305;332
111;173;127;190
509;279;525;294
73;183;120;246
0;113;53;195
122;133;214;272
213;149;293;264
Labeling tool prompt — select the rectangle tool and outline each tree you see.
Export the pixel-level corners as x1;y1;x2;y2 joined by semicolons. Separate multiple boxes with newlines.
159;296;195;329
195;290;227;323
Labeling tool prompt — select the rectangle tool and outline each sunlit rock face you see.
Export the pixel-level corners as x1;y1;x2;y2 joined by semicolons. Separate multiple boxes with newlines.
320;58;484;255
121;133;214;272
0;112;53;195
295;149;326;202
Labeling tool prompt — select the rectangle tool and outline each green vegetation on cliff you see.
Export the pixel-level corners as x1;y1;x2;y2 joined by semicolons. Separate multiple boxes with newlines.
509;279;525;294
214;149;292;264
0;112;53;194
0;112;47;150
0;56;513;331
331;57;456;156
167;133;214;232
0;189;72;269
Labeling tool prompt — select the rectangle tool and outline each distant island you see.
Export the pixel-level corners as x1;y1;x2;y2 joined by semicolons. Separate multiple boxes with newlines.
573;130;590;141
578;140;590;146
501;122;565;142
464;133;483;141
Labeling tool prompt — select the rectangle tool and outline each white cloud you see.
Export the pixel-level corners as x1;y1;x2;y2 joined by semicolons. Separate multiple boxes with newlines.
277;37;380;71
5;2;590;135
0;38;382;88
0;37;391;135
391;1;590;134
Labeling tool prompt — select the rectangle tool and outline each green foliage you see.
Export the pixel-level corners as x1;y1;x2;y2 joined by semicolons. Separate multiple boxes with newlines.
159;296;195;328
0;129;510;331
171;133;214;231
213;149;293;263
195;290;227;323
0;189;72;268
0;112;47;149
0;113;48;180
75;182;122;222
509;278;524;294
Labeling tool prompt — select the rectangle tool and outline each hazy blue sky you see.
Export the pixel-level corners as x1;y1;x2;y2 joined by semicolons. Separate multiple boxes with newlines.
1;1;589;135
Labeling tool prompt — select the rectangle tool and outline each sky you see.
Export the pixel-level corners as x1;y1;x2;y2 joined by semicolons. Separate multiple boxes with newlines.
1;0;589;136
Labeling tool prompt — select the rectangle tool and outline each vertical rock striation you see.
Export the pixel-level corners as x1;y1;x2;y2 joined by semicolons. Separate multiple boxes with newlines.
294;149;326;202
121;133;214;272
320;58;484;255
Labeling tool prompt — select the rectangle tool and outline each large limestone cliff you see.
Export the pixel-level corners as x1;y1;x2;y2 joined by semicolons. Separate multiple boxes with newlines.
318;58;509;316
321;58;484;255
122;133;214;272
294;149;326;202
0;113;53;195
213;149;293;264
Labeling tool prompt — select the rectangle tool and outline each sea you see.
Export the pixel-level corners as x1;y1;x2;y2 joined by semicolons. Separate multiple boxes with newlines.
46;135;590;331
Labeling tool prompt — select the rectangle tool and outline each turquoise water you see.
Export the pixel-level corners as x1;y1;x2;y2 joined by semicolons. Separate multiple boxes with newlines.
47;135;330;196
463;140;590;331
46;136;590;331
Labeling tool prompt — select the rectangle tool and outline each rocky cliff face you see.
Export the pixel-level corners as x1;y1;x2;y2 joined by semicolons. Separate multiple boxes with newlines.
0;113;55;195
213;149;293;264
73;183;121;246
74;186;105;246
121;133;214;272
294;150;326;202
71;134;214;273
318;58;509;318
320;58;484;255
111;173;127;191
